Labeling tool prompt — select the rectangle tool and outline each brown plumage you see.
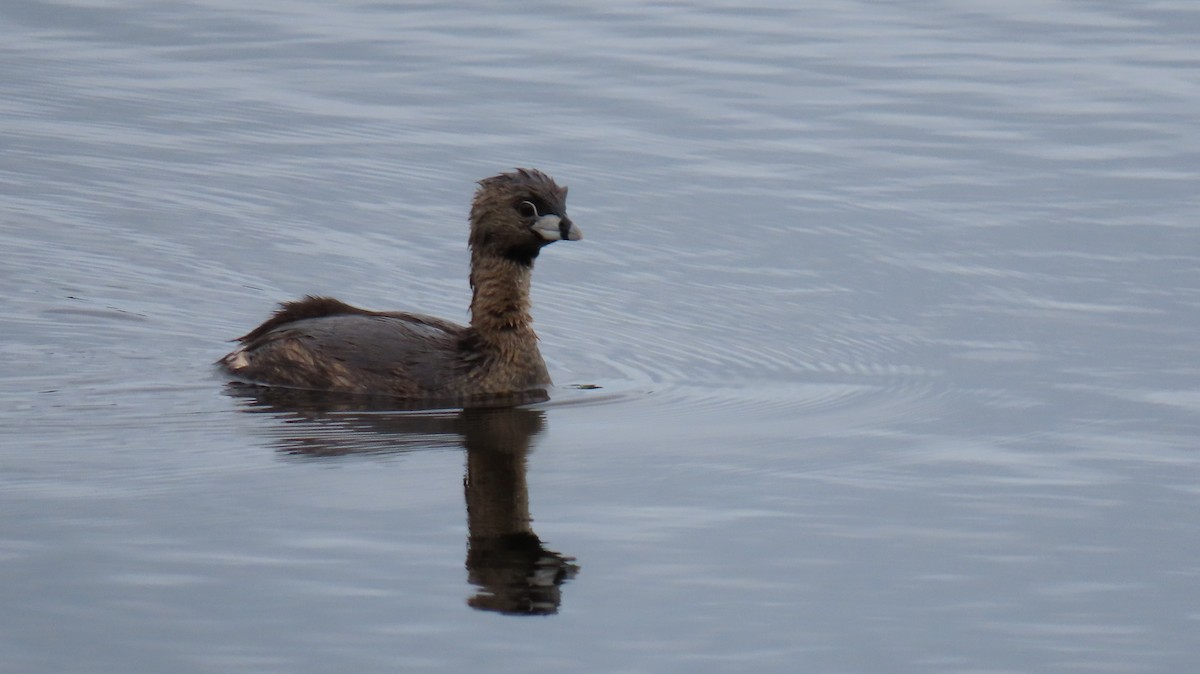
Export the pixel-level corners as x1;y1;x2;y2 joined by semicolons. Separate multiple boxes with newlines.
218;168;582;404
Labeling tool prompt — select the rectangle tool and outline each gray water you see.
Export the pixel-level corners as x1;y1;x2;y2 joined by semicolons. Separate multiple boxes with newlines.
3;1;1199;672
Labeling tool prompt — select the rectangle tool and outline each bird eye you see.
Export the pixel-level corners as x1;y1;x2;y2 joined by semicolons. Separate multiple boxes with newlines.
517;200;539;218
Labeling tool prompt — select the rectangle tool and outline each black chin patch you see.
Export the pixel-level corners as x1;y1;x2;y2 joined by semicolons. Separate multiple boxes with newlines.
503;245;541;267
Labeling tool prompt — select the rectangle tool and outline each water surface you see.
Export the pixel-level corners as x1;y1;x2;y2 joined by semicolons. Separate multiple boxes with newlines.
2;1;1198;672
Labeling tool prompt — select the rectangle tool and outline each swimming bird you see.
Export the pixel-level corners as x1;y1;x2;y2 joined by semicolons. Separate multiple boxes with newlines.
219;168;581;404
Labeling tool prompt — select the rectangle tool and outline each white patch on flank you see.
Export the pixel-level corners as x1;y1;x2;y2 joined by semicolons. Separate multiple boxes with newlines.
225;349;250;369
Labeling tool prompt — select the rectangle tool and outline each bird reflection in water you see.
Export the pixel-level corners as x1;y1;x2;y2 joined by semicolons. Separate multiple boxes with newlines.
225;383;579;615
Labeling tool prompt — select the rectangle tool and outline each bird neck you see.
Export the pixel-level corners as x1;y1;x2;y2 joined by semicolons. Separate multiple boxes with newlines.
468;252;537;339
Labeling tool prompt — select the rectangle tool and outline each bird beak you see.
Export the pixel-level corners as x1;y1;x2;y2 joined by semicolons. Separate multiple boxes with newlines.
532;214;583;242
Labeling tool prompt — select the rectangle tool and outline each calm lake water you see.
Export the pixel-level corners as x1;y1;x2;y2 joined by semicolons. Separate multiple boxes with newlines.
3;1;1199;672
